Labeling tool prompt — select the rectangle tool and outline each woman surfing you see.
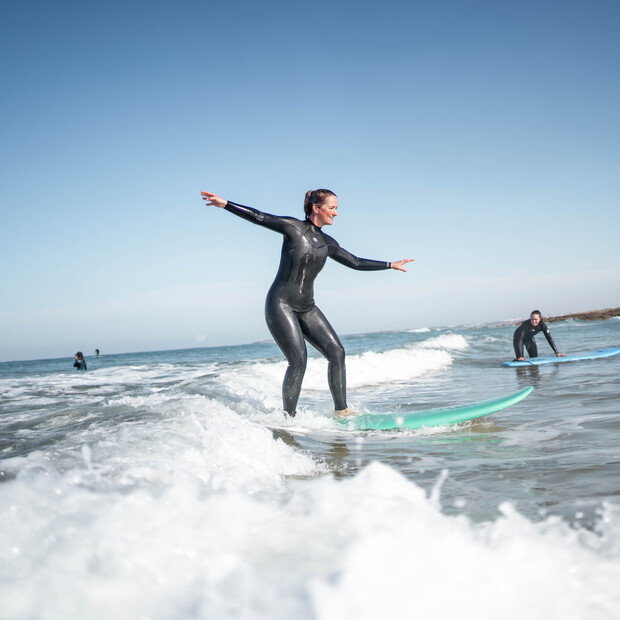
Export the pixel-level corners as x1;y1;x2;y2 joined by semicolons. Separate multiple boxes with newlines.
201;189;413;419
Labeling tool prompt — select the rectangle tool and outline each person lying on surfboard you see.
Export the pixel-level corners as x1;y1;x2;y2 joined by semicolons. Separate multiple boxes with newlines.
201;189;413;419
513;310;566;361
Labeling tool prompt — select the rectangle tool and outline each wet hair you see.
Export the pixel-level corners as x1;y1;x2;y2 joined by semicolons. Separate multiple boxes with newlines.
530;310;542;319
304;189;336;218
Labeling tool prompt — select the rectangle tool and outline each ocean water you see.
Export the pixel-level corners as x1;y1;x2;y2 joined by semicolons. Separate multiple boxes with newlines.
1;317;620;619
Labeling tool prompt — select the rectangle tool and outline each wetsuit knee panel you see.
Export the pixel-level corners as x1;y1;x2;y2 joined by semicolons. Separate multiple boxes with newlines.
289;349;308;370
326;340;345;365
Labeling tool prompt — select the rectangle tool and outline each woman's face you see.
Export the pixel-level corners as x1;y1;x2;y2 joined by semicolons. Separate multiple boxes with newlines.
530;314;541;326
313;195;338;227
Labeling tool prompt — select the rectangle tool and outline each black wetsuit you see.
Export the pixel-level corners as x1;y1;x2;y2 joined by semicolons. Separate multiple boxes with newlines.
513;319;558;359
73;358;87;371
224;201;391;415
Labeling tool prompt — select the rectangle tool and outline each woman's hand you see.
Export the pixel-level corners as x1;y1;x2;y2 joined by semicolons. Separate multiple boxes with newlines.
201;191;227;208
390;258;414;272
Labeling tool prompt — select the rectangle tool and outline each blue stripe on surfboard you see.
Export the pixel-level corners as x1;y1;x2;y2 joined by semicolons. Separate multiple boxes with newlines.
502;346;620;367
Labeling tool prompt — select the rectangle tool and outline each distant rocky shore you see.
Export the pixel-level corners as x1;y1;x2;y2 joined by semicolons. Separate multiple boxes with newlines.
499;307;620;328
544;307;620;323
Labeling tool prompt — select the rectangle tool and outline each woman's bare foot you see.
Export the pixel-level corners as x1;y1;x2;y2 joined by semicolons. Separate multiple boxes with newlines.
334;408;358;419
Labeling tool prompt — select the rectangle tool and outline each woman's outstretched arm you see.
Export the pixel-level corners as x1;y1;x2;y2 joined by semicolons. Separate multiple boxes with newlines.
201;191;294;234
326;235;414;272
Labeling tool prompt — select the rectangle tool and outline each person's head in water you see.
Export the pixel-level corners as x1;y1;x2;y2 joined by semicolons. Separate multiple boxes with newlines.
530;310;542;326
304;189;338;228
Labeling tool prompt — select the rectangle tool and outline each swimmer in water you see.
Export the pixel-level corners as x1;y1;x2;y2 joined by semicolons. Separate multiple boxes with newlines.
73;351;87;371
201;189;413;419
513;310;566;361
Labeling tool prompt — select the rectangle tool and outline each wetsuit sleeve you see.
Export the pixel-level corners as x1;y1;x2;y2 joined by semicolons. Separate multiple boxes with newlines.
513;323;525;358
325;236;390;271
540;322;559;355
223;201;294;234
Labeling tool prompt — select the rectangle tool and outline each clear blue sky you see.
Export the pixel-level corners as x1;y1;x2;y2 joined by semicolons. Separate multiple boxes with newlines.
1;0;619;362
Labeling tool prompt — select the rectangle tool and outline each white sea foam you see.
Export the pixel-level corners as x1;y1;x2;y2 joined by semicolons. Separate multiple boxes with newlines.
483;335;506;342
218;336;466;403
417;333;469;350
344;347;453;388
0;363;219;408
308;465;620;620
2;459;619;619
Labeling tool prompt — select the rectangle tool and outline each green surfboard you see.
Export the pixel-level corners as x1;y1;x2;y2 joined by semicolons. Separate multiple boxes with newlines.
337;386;533;431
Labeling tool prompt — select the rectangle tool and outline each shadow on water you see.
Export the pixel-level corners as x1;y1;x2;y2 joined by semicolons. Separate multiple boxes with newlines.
512;364;562;390
270;428;352;478
270;428;303;450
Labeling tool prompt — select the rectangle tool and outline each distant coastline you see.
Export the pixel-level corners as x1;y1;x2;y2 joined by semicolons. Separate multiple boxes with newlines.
544;307;620;323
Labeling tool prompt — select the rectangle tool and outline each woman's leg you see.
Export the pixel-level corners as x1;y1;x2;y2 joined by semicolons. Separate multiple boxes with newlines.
525;339;538;358
300;306;347;411
265;300;307;416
